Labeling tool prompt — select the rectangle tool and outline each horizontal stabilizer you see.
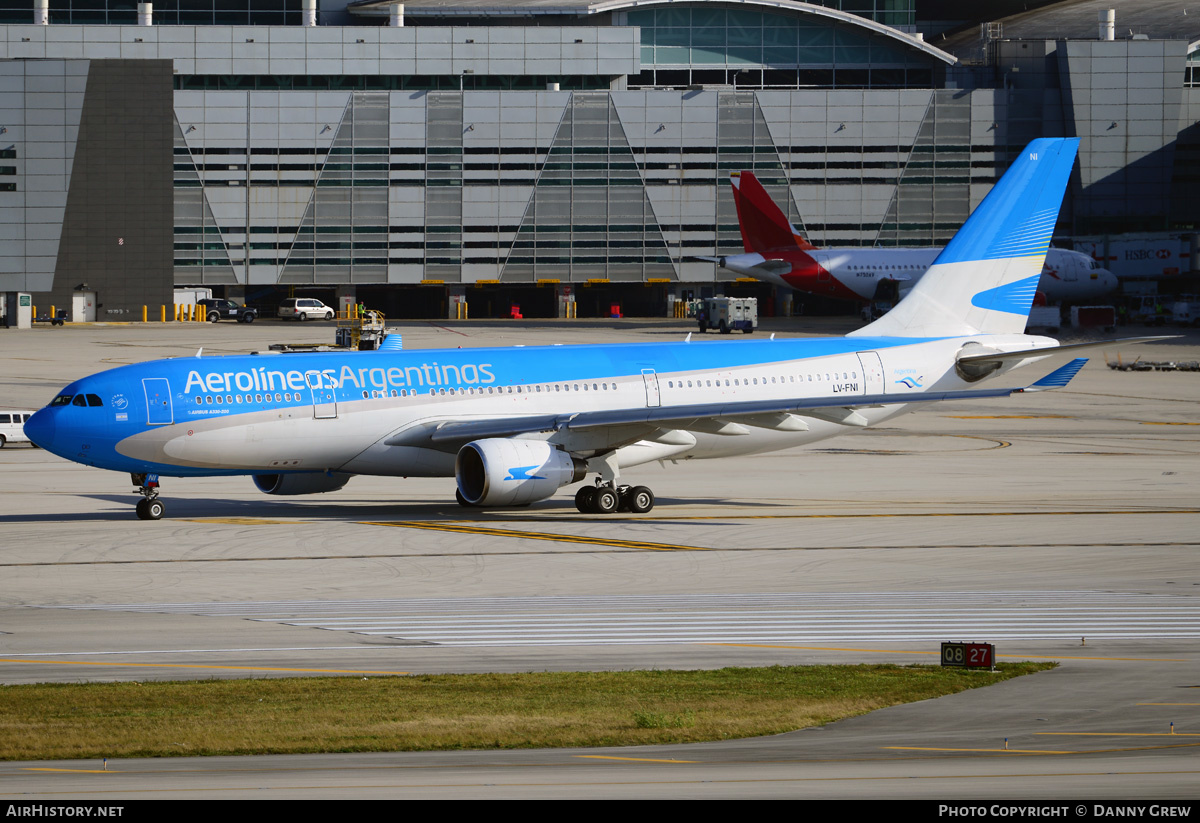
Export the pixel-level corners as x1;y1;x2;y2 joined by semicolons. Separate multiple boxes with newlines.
1021;358;1088;392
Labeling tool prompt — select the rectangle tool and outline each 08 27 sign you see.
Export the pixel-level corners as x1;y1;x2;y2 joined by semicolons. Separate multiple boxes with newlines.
941;642;995;670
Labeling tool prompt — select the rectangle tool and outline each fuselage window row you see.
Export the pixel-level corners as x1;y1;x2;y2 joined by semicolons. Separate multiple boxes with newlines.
192;382;626;408
665;370;859;391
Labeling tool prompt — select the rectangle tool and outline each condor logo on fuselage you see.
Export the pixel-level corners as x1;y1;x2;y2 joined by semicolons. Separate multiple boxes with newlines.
505;466;546;481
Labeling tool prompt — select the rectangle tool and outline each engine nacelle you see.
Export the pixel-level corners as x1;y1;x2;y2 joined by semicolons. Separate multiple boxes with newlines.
456;439;586;507
955;342;1005;383
253;471;352;496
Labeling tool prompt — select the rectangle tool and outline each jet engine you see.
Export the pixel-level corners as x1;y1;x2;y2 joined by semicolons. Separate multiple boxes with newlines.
456;439;586;507
253;471;352;495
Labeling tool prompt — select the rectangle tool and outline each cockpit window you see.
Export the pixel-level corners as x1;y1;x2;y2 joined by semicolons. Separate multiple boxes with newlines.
50;395;73;407
86;394;102;407
72;395;87;407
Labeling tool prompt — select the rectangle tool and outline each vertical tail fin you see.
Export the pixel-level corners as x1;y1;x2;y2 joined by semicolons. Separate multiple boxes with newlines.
850;138;1080;338
730;172;815;253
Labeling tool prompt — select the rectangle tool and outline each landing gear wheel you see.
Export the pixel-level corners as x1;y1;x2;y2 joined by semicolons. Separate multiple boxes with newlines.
617;486;633;512
628;485;655;513
593;486;619;514
132;472;164;520
136;498;164;520
575;485;598;513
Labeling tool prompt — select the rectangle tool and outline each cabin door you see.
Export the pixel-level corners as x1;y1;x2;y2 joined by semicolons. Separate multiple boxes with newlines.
305;371;338;419
641;369;662;407
856;351;886;395
142;378;173;425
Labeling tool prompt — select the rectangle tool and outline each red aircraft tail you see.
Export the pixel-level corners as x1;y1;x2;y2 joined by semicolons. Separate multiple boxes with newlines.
729;172;816;253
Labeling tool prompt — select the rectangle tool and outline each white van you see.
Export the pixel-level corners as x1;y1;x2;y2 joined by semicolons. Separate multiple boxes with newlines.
0;411;34;447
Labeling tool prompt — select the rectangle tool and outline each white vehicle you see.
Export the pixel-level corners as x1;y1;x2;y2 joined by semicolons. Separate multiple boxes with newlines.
696;297;757;334
278;298;335;322
1171;296;1200;326
0;411;35;447
173;288;213;308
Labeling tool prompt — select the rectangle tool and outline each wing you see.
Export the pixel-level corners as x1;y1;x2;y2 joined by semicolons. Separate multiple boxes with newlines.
385;359;1090;453
956;336;1175;370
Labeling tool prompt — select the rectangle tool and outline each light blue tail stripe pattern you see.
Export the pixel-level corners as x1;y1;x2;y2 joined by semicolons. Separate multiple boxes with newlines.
969;274;1043;315
983;207;1059;260
1031;358;1089;389
934;138;1079;267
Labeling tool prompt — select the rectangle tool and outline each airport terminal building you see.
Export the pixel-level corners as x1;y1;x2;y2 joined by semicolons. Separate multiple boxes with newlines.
1;0;1197;319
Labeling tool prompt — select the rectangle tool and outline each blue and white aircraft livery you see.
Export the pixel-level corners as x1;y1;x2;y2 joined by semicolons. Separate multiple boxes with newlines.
23;138;1153;519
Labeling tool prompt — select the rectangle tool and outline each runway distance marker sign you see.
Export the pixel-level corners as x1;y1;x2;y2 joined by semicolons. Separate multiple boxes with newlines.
941;641;995;671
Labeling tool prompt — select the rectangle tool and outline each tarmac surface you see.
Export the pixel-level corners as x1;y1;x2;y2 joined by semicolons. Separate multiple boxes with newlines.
0;316;1197;799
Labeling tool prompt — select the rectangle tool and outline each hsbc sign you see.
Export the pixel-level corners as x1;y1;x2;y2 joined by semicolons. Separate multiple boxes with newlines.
1076;235;1189;278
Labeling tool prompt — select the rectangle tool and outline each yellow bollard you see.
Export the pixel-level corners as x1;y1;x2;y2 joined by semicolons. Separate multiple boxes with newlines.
49;305;55;320
142;306;148;323
200;303;206;322
160;305;166;322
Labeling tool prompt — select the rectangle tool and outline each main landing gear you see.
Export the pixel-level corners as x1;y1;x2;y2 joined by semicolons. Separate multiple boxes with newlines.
574;482;655;514
132;473;165;520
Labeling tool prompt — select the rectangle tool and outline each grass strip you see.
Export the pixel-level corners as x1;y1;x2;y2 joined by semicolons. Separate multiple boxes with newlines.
0;663;1054;760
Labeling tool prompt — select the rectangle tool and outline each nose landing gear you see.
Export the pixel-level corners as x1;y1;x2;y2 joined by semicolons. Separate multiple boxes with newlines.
132;473;165;520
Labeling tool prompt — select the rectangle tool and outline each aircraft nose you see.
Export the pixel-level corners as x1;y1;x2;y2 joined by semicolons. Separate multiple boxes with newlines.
23;408;56;450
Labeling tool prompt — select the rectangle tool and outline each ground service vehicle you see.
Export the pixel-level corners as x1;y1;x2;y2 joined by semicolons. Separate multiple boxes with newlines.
696;297;757;334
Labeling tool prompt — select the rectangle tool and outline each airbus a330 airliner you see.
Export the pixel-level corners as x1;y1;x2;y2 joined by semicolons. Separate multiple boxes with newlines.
711;169;1118;305
25;138;1145;520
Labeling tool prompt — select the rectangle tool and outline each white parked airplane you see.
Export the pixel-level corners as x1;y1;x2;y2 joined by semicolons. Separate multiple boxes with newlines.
25;138;1151;520
712;170;1118;305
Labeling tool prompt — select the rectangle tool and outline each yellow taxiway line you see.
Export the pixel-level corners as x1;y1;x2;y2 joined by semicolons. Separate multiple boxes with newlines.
362;520;707;551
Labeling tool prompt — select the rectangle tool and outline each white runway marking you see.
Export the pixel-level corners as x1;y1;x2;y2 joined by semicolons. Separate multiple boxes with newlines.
38;591;1200;647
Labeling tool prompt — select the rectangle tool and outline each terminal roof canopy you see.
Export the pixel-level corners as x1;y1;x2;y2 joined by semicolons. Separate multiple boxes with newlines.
345;0;958;65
